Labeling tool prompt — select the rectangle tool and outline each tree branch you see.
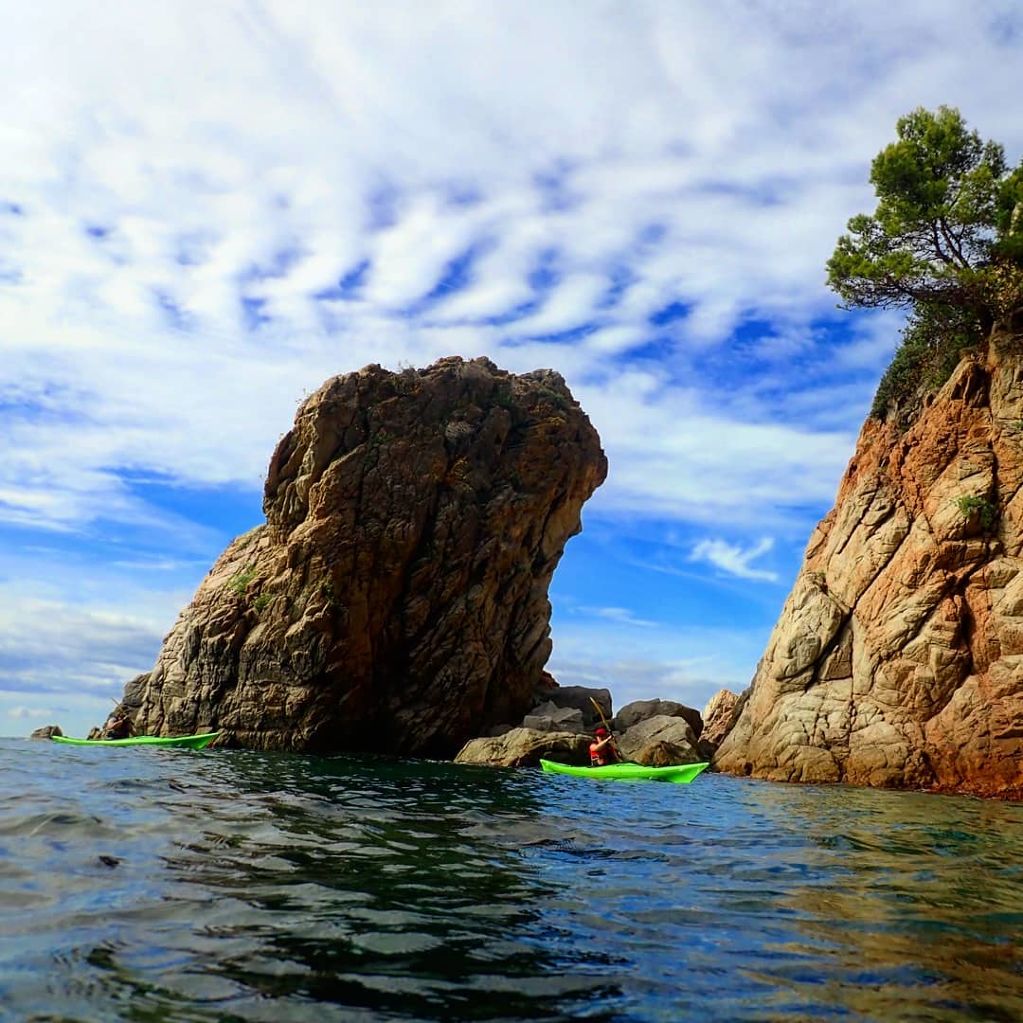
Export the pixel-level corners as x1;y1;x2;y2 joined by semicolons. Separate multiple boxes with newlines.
938;216;971;268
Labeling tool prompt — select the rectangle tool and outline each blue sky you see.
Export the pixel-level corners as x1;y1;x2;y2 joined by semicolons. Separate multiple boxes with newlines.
2;1;1022;737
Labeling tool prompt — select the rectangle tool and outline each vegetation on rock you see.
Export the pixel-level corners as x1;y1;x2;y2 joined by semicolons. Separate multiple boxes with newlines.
827;106;1023;422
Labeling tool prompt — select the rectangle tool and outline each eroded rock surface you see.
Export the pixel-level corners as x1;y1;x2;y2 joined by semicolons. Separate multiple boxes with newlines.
613;698;702;736
453;727;590;767
617;715;702;766
29;725;63;740
716;333;1023;798
700;689;741;752
120;357;606;755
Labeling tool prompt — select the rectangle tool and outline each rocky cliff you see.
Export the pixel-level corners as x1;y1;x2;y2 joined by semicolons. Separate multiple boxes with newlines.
119;356;606;755
716;327;1023;798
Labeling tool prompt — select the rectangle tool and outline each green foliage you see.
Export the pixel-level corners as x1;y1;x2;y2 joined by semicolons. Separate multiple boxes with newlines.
493;385;517;411
870;302;983;419
536;385;569;412
830;106;1023;422
954;494;998;532
828;106;1023;319
253;593;271;612
226;568;258;596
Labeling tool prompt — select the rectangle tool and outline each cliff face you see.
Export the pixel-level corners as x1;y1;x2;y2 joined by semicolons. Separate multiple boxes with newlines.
121;357;606;755
716;329;1023;798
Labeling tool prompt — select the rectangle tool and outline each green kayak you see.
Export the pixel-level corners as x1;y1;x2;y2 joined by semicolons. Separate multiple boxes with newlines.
539;759;709;783
51;731;220;750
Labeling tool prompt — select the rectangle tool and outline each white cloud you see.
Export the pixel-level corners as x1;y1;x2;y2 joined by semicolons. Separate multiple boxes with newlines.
8;706;55;720
690;537;779;582
587;607;658;629
548;616;764;713
1;1;1021;712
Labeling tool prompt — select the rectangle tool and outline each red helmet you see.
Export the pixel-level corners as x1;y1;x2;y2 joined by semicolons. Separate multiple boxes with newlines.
594;726;608;737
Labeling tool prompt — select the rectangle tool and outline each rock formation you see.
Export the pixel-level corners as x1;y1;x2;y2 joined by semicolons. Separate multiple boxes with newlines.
29;725;62;740
454;685;705;768
119;356;606;755
716;327;1023;798
699;689;741;753
613;698;702;737
615;715;702;766
453;727;590;768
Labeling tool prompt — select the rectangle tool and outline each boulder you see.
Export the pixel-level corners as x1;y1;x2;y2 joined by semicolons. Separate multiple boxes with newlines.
715;330;1023;798
533;685;612;728
631;740;699;767
29;725;62;740
453;727;590;767
118;357;606;756
613;698;702;737
522;701;586;733
700;689;742;751
617;714;701;765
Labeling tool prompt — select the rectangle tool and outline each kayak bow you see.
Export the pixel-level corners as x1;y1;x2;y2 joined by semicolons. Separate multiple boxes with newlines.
539;759;709;783
50;732;220;750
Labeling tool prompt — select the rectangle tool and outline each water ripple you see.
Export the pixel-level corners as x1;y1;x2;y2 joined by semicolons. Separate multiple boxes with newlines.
2;740;1023;1021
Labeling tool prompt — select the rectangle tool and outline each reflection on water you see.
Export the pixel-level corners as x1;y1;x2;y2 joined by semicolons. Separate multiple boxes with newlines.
2;740;1023;1022
743;783;1023;1021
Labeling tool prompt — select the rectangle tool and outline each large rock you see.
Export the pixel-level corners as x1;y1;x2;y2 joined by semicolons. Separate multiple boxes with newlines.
533;685;612;728
29;725;62;740
119;357;606;755
613;698;702;737
700;689;741;750
522;701;586;733
617;714;701;766
716;329;1023;798
454;727;590;767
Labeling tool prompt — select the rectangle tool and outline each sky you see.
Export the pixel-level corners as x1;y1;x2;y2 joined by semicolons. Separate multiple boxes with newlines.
2;1;1022;738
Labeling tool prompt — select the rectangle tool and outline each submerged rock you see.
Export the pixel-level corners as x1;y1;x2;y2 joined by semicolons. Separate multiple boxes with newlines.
716;329;1023;799
120;357;606;755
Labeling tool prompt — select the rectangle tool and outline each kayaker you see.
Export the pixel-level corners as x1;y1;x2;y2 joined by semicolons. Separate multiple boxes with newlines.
589;726;622;766
102;712;132;740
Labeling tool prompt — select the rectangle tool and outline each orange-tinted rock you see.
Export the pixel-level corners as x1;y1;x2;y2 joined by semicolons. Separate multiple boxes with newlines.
716;328;1023;799
120;357;606;755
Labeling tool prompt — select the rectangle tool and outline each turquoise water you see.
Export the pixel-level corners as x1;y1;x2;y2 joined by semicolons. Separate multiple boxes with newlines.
2;740;1023;1021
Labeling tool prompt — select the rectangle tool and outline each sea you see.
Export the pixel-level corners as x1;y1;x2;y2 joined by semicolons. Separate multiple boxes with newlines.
2;739;1023;1022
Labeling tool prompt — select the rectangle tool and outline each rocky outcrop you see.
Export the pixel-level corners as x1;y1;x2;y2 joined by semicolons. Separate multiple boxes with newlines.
523;701;586;733
616;715;702;766
455;686;708;768
716;330;1023;799
700;689;741;751
454;727;590;767
29;725;62;740
535;685;611;727
119;357;606;755
613;698;702;736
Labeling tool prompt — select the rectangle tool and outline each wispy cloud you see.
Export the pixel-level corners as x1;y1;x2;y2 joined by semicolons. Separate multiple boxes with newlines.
1;1;1020;717
587;607;658;629
8;705;61;720
690;538;780;582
